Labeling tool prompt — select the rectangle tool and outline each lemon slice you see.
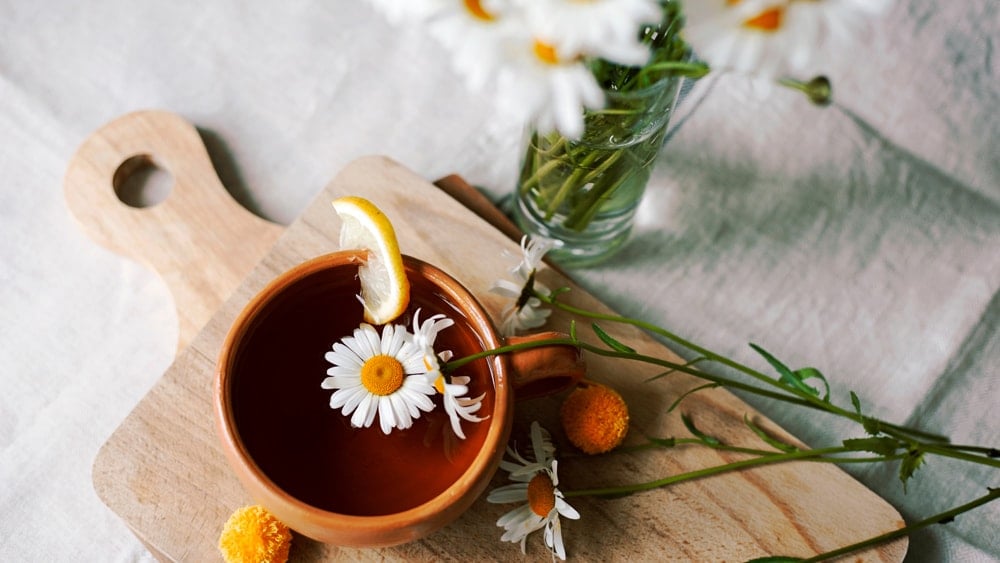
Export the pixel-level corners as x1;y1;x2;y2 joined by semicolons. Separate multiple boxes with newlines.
331;196;410;325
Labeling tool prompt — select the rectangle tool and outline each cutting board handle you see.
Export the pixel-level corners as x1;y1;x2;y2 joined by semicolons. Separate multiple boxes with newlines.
64;110;283;350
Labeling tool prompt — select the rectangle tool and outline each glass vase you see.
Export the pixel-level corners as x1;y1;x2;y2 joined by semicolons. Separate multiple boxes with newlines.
512;74;685;268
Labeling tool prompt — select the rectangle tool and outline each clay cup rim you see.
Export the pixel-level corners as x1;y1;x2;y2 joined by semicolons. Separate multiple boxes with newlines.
213;251;513;546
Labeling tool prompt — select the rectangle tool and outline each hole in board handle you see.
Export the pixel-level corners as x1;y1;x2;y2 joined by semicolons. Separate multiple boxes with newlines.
113;154;174;208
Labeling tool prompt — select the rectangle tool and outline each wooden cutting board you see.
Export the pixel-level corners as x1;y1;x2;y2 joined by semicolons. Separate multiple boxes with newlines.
67;111;907;562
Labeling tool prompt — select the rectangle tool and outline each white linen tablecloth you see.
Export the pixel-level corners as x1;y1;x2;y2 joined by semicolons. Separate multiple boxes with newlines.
1;1;996;561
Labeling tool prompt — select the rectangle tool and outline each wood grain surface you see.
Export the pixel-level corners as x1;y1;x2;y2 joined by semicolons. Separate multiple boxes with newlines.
71;111;907;562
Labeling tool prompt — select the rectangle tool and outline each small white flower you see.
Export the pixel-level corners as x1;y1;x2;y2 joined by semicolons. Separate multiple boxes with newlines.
435;374;487;439
516;0;660;67
322;323;437;435
495;35;605;139
487;422;580;560
683;0;891;78
490;236;555;336
426;0;516;91
409;308;455;355
408;309;487;439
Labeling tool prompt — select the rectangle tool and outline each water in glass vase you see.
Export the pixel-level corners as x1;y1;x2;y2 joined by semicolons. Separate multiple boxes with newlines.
515;122;669;267
513;73;684;268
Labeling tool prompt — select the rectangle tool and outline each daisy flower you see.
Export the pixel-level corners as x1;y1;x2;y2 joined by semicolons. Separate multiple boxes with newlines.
434;374;487;439
322;322;437;435
494;30;606;139
409;309;487;439
487;422;580;560
490;236;555;336
515;0;660;67
683;0;891;78
426;0;518;91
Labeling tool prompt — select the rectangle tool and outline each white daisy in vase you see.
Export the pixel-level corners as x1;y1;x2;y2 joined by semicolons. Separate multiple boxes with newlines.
409;309;486;439
683;0;892;79
487;421;580;560
322;322;437;435
426;0;518;91
490;235;555;336
515;0;660;67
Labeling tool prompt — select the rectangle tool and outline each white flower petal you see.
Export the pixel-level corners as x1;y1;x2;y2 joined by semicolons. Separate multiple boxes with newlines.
555;497;580;520
487;483;529;504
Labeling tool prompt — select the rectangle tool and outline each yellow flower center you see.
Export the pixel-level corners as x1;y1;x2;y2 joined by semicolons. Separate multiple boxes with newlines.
463;0;495;21
360;355;405;396
533;40;561;65
726;0;786;32
559;381;630;455
434;374;447;395
527;473;556;517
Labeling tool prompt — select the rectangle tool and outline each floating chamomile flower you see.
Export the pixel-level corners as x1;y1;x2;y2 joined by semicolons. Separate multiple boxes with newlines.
435;374;486;439
322;322;436;435
409;309;488;438
487;422;580;560
491;236;555;336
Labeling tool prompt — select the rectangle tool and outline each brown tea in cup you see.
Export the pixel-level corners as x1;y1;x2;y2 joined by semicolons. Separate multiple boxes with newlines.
229;257;494;516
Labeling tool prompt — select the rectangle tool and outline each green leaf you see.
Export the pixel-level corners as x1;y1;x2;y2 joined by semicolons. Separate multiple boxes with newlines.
850;391;862;417
862;416;883;436
793;367;830;402
593;323;635;353
681;413;721;446
750;344;829;400
899;448;926;492
843;437;900;456
666;383;719;413
744;414;798;453
750;343;795;379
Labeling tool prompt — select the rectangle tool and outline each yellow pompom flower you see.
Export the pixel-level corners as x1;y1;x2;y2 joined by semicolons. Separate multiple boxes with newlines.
218;505;292;563
559;381;629;454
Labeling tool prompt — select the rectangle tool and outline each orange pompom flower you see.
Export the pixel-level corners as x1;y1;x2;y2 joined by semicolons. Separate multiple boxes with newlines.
559;380;629;454
218;505;292;563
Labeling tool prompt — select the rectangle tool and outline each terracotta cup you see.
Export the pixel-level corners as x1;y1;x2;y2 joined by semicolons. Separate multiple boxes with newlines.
214;251;585;547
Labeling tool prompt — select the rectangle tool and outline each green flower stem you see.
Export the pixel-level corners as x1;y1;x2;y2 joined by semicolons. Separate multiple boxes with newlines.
444;336;819;409
795;488;1000;563
563;154;634;230
623;437;777;457
920;443;1000;470
562;446;862;498
632;60;710;84
521;158;562;192
542;150;603;219
630;438;907;466
520;136;567;192
536;291;949;445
